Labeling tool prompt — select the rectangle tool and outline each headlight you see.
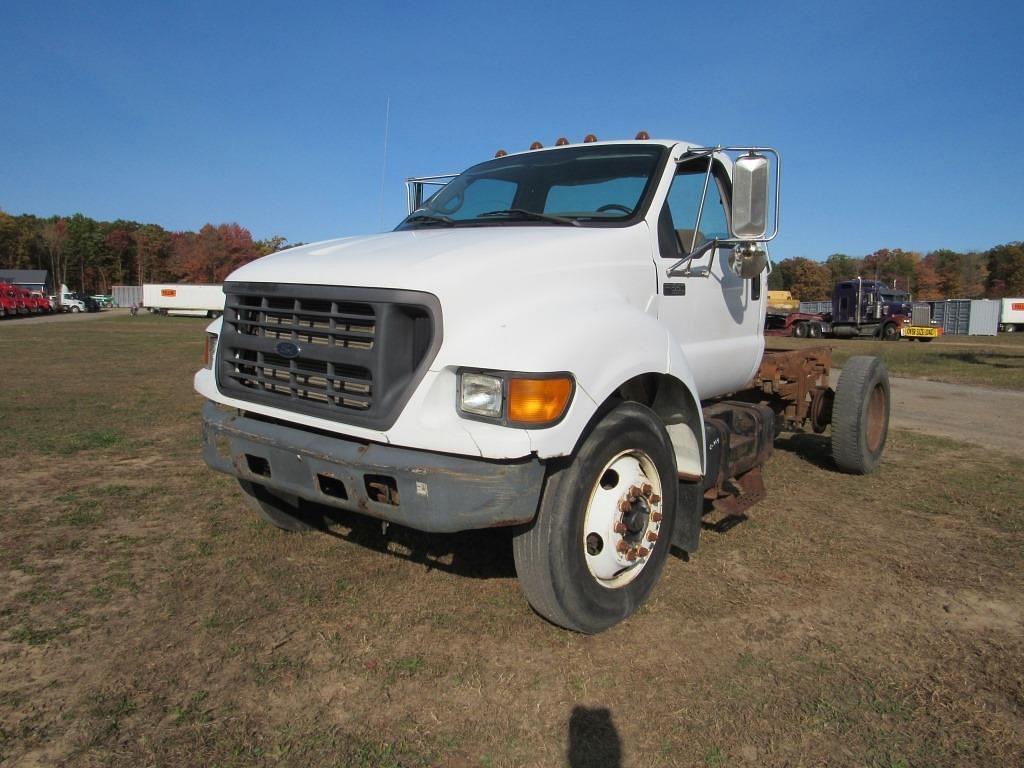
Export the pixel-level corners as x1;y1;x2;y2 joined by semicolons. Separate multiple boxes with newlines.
458;370;574;427
204;333;218;369
459;372;503;418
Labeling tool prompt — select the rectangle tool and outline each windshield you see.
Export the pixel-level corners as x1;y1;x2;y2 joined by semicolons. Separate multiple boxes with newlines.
398;144;667;229
879;290;910;303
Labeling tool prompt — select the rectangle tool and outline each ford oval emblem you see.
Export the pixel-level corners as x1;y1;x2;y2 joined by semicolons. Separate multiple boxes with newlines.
276;341;301;359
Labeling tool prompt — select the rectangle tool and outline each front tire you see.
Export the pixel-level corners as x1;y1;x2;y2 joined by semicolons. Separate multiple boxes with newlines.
512;402;678;633
881;323;899;341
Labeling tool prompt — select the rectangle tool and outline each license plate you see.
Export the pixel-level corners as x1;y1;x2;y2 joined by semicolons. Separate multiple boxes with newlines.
902;326;940;337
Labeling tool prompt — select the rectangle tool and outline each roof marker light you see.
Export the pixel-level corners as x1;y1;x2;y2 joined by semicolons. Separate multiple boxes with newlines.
555;137;569;146
583;134;597;143
529;141;543;150
495;149;508;157
635;130;650;140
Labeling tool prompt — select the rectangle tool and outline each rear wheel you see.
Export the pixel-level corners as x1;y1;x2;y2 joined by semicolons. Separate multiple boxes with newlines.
237;480;322;532
808;322;823;339
1004;324;1016;333
831;356;890;474
512;402;677;634
794;322;809;338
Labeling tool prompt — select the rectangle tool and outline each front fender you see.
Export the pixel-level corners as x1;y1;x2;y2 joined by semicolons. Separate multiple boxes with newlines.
436;293;705;469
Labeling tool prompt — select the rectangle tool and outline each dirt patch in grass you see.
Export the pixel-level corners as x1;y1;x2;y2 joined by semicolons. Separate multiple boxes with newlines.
1;316;1022;766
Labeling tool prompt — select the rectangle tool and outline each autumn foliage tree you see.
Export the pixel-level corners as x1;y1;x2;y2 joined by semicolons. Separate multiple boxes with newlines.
775;257;832;300
171;223;264;283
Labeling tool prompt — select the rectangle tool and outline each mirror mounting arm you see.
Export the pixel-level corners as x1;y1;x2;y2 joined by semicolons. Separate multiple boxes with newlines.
666;238;724;278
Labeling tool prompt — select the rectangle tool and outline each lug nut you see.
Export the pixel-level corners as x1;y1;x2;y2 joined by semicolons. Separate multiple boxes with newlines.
626;549;638;562
616;540;630;554
651;511;663;523
614;522;628;534
650;494;661;505
641;483;653;496
637;546;650;557
646;532;659;543
618;499;632;513
628;485;642;498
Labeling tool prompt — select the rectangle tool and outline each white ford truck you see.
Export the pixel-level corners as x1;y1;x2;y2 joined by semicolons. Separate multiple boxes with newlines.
195;135;890;632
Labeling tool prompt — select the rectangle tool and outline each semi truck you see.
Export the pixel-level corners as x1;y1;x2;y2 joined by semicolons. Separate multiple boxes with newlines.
999;298;1024;333
142;284;225;317
829;278;940;340
194;135;892;633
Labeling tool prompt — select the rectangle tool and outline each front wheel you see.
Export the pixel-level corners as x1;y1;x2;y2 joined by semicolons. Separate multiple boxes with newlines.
881;323;899;341
512;402;678;634
71;306;81;313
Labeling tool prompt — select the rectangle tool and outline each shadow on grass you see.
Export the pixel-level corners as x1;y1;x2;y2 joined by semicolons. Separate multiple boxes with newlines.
942;351;1024;369
568;706;622;768
316;506;517;580
774;432;835;470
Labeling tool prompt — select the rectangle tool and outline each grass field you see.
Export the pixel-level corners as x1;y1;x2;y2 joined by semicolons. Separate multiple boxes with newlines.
768;333;1024;391
1;315;1022;767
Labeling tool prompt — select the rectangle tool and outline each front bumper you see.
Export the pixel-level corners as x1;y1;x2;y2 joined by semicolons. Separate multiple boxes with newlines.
202;402;545;533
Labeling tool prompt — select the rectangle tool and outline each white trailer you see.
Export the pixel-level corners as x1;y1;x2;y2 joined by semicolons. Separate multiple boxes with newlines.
999;298;1024;333
143;284;225;317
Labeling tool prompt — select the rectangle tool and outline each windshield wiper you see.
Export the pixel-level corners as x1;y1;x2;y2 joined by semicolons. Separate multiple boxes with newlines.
477;208;580;227
403;212;455;226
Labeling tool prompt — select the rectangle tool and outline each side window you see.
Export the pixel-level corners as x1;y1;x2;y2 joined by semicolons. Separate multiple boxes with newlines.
659;163;730;258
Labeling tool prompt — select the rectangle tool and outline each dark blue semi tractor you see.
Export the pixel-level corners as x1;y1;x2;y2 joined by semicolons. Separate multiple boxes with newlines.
828;278;938;341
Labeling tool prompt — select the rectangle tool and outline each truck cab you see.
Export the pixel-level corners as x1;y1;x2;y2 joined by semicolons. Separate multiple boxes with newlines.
196;136;888;632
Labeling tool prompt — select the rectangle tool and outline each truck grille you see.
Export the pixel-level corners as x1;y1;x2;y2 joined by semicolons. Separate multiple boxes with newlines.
217;283;442;430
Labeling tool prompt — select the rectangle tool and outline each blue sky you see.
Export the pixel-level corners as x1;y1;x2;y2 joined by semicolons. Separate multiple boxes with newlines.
2;0;1021;260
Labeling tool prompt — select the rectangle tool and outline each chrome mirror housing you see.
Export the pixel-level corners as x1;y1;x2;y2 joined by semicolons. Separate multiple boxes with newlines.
731;152;770;239
728;243;768;279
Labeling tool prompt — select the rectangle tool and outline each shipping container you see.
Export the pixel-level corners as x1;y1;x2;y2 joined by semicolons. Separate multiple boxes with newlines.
112;285;143;308
929;299;999;335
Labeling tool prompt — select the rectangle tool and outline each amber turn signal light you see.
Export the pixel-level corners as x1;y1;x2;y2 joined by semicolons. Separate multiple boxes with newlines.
508;377;573;425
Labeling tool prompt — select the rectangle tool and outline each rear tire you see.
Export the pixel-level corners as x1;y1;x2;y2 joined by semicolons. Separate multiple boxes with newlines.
808;322;823;339
794;322;809;338
237;480;322;532
1004;324;1016;333
512;402;678;634
831;356;890;474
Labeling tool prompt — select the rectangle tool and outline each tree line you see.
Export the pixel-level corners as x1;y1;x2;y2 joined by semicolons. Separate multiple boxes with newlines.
769;245;1024;301
3;210;1022;303
0;210;297;293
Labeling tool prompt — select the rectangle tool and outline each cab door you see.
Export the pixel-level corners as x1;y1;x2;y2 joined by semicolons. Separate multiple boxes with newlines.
656;156;765;399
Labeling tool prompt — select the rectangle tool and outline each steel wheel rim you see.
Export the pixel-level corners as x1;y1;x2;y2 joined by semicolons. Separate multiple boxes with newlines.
865;383;886;452
582;449;664;589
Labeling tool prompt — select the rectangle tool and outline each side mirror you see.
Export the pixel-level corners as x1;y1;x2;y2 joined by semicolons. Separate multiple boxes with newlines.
731;152;770;239
728;243;768;279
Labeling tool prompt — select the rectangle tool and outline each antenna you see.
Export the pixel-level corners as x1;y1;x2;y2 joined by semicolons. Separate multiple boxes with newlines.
378;96;391;231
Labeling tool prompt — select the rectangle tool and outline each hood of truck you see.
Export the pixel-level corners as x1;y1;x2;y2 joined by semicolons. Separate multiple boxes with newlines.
226;226;647;293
